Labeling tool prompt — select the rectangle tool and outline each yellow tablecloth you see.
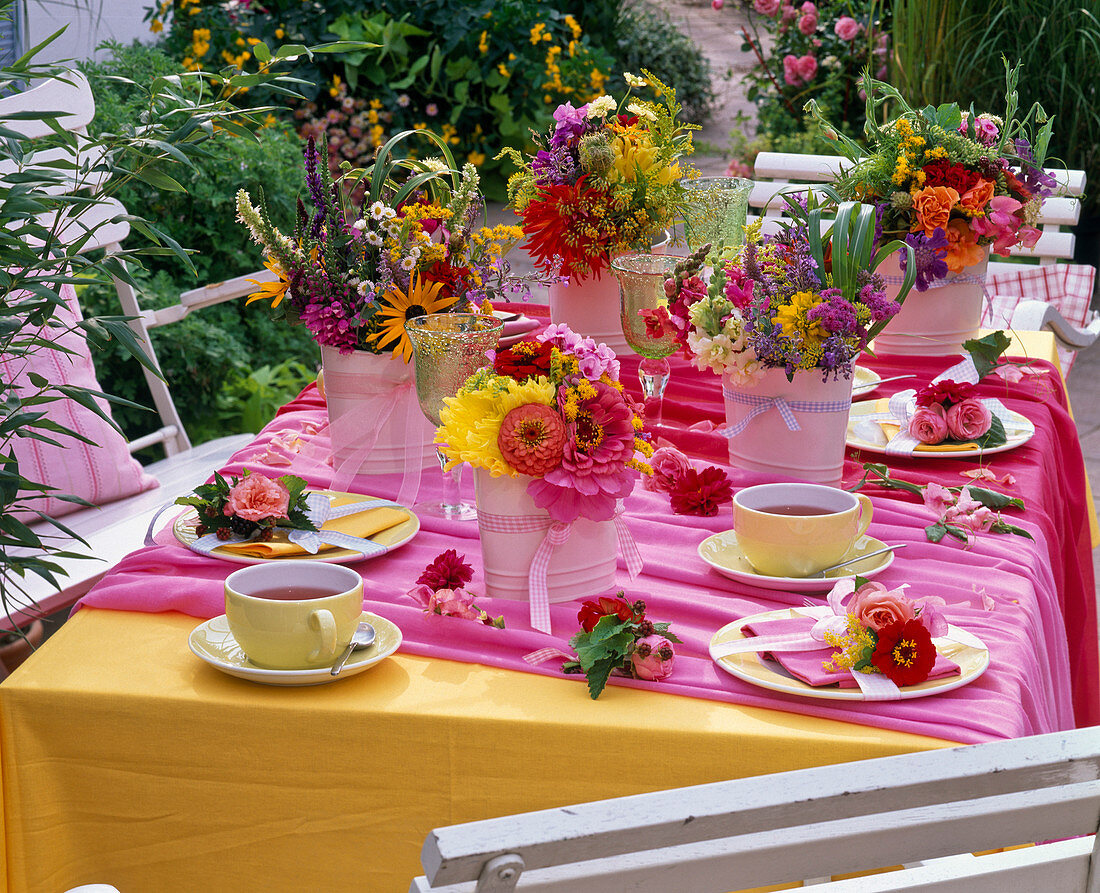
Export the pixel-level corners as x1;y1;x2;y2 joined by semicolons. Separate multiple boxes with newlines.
0;609;955;893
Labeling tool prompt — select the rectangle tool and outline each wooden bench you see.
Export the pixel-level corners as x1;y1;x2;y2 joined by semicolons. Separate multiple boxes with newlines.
0;73;274;630
411;727;1100;892
746;151;1099;357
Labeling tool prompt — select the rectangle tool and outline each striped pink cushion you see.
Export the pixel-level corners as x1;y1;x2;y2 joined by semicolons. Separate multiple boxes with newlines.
3;284;158;521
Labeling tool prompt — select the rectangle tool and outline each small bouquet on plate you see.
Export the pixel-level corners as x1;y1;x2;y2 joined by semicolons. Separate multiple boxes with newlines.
656;195;915;384
437;324;652;523
806;60;1057;289
237;129;523;360
499;70;696;281
175;470;315;541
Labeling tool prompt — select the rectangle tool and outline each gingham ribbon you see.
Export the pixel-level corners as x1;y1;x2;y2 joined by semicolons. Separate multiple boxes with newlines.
477;510;644;634
189;492;400;557
882;270;992;310
523;646;575;666
711;580;903;700
717;387;852;439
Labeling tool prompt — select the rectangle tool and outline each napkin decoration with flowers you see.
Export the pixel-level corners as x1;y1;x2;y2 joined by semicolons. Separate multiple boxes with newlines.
713;578;970;699
852;333;1026;454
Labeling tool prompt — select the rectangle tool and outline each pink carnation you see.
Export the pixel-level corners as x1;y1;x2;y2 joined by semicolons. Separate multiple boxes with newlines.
908;403;948;444
946;398;992;440
226;473;290;522
834;15;861;40
631;635;675;681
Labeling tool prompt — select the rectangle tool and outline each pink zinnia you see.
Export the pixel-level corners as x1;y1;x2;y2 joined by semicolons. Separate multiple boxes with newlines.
527;382;637;522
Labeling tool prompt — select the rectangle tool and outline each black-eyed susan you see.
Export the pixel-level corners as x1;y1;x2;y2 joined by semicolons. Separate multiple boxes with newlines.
245;257;292;308
368;272;457;363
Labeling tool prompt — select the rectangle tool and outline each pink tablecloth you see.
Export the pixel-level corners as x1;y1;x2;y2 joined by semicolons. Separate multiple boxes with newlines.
78;312;1096;743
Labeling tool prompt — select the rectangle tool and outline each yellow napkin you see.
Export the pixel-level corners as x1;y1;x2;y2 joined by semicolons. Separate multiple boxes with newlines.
874;398;979;453
216;496;409;559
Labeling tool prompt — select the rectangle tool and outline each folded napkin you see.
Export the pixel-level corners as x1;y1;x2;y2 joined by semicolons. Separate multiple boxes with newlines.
215;496;409;559
501;315;539;338
741;614;961;688
873;398;981;453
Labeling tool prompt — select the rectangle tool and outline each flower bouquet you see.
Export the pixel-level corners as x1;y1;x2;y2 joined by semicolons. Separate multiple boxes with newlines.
436;324;650;629
176;470;315;542
499;71;697;350
236;129;524;486
647;195;914;483
806;61;1057;353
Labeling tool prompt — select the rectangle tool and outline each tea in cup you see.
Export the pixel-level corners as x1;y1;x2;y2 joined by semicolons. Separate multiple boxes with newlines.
224;561;363;669
732;482;873;578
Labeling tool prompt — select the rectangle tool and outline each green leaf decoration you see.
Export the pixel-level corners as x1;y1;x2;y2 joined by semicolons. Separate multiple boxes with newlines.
925;522;949;543
584;656;620;700
965;486;1024;511
973;414;1008;450
963;331;1012;380
992;520;1034;540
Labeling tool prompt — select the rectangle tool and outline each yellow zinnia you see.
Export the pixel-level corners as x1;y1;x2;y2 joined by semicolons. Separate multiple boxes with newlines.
773;290;828;349
368;273;456;363
438;374;556;476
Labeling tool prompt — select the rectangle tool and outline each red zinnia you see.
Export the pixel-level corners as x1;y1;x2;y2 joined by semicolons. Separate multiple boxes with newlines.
498;403;567;476
494;340;554;381
915;379;976;408
871;619;938;686
416;549;474;591
578;595;636;632
668;466;734;517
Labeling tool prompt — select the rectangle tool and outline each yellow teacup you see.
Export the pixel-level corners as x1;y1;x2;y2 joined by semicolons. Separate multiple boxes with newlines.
224;561;364;669
733;483;873;578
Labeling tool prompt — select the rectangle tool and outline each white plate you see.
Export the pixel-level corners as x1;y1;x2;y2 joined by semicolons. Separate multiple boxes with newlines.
697;532;895;593
189;611;402;686
173;490;420;565
851;365;882;398
710;609;989;700
846;401;1035;458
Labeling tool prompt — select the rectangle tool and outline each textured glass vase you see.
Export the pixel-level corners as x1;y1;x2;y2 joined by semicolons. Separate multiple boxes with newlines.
681;176;752;255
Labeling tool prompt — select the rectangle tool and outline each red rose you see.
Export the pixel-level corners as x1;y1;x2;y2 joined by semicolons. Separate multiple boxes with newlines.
871;619;938;686
914;379;976;408
493;340;554;381
577;596;635;632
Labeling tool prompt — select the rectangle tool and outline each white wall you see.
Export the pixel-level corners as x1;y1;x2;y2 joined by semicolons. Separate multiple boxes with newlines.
24;0;153;64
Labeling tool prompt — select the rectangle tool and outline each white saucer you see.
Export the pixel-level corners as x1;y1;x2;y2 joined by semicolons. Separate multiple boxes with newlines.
189;610;401;685
851;365;882;397
697;532;895;593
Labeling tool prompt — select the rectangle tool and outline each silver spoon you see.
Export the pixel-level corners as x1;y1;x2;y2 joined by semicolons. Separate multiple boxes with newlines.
330;622;376;676
814;543;907;577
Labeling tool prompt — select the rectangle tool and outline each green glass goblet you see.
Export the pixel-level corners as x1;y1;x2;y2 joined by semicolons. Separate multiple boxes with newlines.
611;253;682;426
681;176;752;257
404;312;504;521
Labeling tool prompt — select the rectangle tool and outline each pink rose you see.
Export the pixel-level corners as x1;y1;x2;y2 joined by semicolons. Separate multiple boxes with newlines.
753;0;781;14
922;481;956;516
643;446;692;493
712;0;724;8
908;403;948;444
631;635;675;681
849;582;917;632
781;2;798;23
946;398;992;440
226;473;290;522
783;54;802;86
798;11;818;34
800;1;817;12
795;53;818;81
834;15;861;40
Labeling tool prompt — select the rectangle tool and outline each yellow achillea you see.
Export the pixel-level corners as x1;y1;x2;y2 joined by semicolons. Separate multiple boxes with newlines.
437;374;556;476
822;615;877;674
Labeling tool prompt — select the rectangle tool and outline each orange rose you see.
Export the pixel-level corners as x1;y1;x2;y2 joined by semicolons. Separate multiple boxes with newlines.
944;218;985;273
960;178;996;214
910;185;960;237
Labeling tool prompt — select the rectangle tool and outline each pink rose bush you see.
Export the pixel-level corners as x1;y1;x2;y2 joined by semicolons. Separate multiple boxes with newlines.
834;15;861;40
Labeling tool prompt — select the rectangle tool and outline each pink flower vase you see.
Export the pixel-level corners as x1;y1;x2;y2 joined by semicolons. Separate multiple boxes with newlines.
548;230;670;357
472;468;619;615
319;345;437;498
874;247;991;356
722;367;855;487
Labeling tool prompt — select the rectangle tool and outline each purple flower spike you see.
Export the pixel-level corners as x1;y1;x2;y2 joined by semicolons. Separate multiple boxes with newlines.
901;228;949;291
304;136;327;236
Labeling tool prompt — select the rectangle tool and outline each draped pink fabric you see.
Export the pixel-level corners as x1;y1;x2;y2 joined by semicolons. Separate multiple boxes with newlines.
77;304;1097;742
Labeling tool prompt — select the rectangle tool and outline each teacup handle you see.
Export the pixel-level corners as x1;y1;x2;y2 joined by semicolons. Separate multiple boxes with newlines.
308;609;337;663
854;494;874;539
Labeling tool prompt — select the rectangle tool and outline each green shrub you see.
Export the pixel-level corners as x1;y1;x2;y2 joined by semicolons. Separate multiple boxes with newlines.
612;1;716;124
77;42;318;445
